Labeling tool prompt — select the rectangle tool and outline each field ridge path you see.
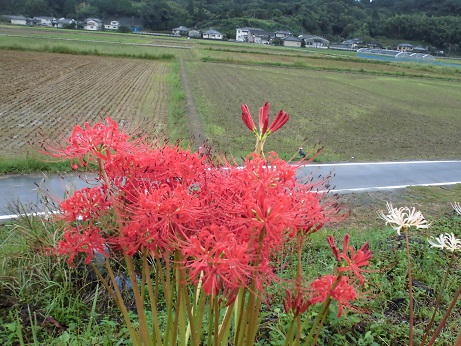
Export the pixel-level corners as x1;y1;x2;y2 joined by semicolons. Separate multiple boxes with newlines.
179;58;207;148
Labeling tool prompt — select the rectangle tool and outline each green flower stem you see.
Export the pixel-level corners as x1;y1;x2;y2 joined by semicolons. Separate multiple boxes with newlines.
421;253;455;346
207;296;214;346
214;294;220;345
125;254;152;346
404;227;414;346
304;296;332;346
427;282;461;346
304;274;342;346
143;254;162;346
91;260;140;346
283;317;298;346
217;301;235;345
234;288;247;345
174;253;187;346
311;305;330;346
244;228;267;346
296;233;305;346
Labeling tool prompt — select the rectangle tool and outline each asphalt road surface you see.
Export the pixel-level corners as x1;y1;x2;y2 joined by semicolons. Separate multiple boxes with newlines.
1;160;460;220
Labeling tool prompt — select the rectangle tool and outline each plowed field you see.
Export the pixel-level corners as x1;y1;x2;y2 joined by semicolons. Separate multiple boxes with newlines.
0;51;170;157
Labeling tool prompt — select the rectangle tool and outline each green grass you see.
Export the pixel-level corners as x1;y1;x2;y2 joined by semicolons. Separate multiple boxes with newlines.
1;193;460;345
0;156;74;175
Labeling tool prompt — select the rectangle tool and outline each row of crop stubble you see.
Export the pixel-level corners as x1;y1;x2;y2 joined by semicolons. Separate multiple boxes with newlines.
186;61;461;161
0;50;172;157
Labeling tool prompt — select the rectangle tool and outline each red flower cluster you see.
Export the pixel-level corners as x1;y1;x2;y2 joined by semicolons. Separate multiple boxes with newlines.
50;115;337;299
241;102;290;139
309;275;357;317
46;117;138;169
328;234;372;285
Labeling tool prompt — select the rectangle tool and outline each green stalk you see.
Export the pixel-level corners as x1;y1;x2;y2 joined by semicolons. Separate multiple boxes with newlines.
304;296;332;346
296;234;304;346
283;318;296;346
196;284;207;343
404;227;414;346
207;296;214;346
246;290;263;345
85;284;99;336
304;273;342;346
125;254;152;346
214;294;220;346
420;253;455;346
143;254;163;345
176;271;186;345
311;305;330;346
92;261;140;345
161;253;175;346
234;288;247;345
217;300;236;345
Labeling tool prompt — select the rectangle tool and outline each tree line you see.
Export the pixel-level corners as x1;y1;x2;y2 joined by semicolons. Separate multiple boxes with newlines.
1;0;460;51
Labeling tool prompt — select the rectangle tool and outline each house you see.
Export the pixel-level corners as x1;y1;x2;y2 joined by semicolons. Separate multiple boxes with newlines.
412;46;429;54
397;43;413;52
172;26;189;36
202;29;223;40
57;18;76;28
104;20;120;30
367;42;383;49
298;34;330;48
33;16;57;27
282;36;303;48
84;18;103;30
7;15;32;25
247;28;273;44
236;27;263;42
341;38;364;48
275;30;292;39
188;30;201;38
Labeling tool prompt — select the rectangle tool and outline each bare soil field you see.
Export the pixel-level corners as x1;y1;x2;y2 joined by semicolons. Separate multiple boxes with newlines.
0;50;171;157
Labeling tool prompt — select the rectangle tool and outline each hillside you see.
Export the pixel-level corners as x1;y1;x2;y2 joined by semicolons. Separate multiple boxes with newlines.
1;0;461;51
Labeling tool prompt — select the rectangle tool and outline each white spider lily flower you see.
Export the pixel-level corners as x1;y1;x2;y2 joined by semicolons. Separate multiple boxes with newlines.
377;202;430;235
428;233;461;252
451;202;461;216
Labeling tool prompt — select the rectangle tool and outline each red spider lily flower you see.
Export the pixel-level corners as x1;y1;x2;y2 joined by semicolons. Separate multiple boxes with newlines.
309;275;357;317
268;109;290;134
182;225;253;295
327;234;372;285
241;104;256;132
46;117;136;168
59;187;110;222
241;103;290;140
259;102;270;135
283;289;311;317
57;226;107;266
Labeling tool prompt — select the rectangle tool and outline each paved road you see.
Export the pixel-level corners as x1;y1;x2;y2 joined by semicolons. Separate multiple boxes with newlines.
1;160;460;220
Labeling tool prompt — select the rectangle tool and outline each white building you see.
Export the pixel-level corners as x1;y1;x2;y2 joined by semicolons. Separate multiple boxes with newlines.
203;29;223;40
104;20;120;30
236;27;263;42
8;15;31;25
33;16;57;27
84;18;103;31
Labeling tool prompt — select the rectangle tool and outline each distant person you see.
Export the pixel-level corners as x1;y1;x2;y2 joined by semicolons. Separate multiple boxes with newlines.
298;147;306;158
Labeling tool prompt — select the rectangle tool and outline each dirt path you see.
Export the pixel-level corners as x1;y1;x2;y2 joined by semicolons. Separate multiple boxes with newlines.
179;58;208;148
